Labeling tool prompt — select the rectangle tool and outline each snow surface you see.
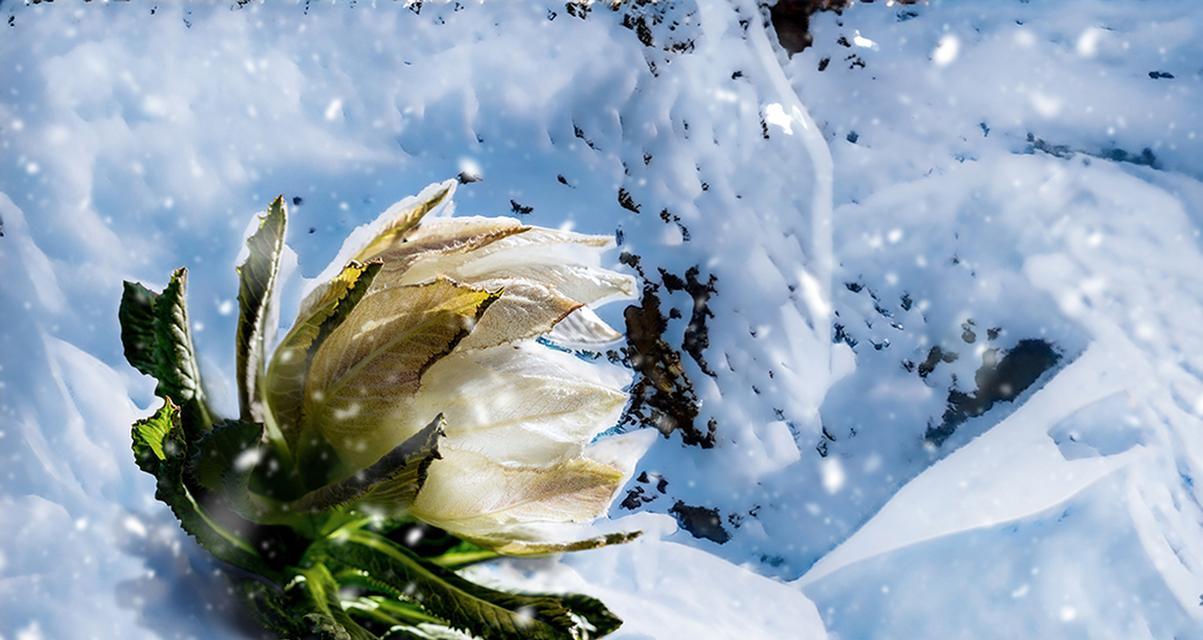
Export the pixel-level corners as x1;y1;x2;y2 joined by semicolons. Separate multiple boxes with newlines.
1;1;1202;638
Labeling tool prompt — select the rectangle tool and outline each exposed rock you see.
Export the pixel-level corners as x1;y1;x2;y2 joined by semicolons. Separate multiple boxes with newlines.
670;501;730;544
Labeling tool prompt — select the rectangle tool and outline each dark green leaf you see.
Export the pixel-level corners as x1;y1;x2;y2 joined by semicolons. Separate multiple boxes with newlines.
244;568;383;640
321;530;622;640
428;540;500;571
554;594;623;638
186;419;312;531
120;268;213;439
291;564;379;640
131;398;272;577
243;580;308;638
119;281;161;376
236;196;288;423
189;418;264;493
250;415;444;526
343;595;448;634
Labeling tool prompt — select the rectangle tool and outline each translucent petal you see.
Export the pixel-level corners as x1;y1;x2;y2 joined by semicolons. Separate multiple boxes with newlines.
545;306;625;349
396;226;616;285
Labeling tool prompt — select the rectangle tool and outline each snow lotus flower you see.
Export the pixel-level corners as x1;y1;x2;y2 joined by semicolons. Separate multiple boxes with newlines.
118;181;646;639
263;180;651;553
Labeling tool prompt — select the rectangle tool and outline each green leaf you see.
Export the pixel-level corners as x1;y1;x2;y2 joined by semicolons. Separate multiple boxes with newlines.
343;595;446;627
291;564;379;640
378;622;476;640
294;414;444;516
471;531;643;558
246;415;444;527
120;268;213;439
321;530;622;640
189;418;264;493
552;594;623;639
119;281;162;376
427;540;500;571
243;581;308;638
236;195;288;424
244;566;383;640
131;399;272;577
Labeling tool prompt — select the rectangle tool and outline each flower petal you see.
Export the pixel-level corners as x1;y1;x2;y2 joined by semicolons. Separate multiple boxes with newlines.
459;262;636;309
396;227;634;307
416;342;629;465
370;216;530;284
398;226;616;283
462;431;658;553
545;306;625;349
352;182;456;263
582;428;659;483
410;448;625;544
455;280;582;350
299;180;456;319
305;278;498;467
265;260;380;445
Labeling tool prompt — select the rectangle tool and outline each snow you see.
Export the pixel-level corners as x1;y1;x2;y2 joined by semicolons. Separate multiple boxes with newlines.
473;525;828;640
786;1;1203;637
2;0;1203;638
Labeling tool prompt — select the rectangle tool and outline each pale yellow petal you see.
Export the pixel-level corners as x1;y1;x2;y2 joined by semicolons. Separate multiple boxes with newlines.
304;278;498;467
420;431;658;553
264;260;379;444
583;429;658;483
352;182;456;263
455;280;582;350
299;180;456;319
369;216;530;286
457;261;636;308
410;448;625;542
396;226;615;284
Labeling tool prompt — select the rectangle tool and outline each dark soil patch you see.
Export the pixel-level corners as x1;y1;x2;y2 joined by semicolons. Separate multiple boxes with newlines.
767;0;853;55
613;252;718;448
925;339;1061;445
670;501;730;544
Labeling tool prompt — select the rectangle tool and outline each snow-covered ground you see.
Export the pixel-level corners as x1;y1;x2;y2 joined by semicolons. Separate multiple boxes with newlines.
2;1;1202;638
